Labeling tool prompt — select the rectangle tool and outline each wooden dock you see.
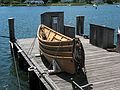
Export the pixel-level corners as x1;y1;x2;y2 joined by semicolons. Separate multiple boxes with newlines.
15;35;120;90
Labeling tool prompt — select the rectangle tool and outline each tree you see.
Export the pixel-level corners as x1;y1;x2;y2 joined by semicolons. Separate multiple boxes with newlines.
21;0;26;2
106;0;113;4
52;0;60;3
85;0;91;4
112;0;119;3
42;0;48;4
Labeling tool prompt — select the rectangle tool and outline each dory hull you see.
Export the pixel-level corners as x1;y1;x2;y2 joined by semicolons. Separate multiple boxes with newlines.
37;24;85;74
42;51;75;74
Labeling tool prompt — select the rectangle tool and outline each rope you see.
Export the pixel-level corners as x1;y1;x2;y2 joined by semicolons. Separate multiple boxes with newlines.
27;35;37;55
10;41;21;90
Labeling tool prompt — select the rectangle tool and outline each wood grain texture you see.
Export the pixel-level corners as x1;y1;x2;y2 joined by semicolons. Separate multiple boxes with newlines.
17;35;120;90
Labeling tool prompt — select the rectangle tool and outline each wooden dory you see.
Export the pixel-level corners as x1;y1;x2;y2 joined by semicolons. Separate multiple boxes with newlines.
37;24;85;74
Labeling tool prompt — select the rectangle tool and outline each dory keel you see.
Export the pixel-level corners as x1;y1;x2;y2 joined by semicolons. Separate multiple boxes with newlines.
37;24;85;74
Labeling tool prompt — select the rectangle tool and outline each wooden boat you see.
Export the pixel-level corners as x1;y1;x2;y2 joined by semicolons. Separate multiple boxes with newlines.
37;24;85;74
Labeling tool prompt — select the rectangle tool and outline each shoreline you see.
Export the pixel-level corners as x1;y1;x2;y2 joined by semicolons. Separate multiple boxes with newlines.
0;2;119;7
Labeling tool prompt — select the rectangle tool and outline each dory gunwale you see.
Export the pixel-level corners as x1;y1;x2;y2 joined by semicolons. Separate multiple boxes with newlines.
37;25;73;46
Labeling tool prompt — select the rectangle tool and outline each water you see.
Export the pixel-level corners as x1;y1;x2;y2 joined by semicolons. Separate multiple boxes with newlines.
0;5;120;90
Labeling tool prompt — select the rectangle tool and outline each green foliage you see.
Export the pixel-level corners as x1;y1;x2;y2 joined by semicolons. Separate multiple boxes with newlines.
106;0;120;3
0;0;120;6
0;0;26;3
113;0;120;2
85;0;92;4
42;0;48;4
106;0;113;4
52;0;60;3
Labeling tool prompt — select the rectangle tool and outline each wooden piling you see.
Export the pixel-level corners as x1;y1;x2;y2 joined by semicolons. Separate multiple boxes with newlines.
8;18;16;56
117;33;120;53
8;18;15;42
76;16;84;36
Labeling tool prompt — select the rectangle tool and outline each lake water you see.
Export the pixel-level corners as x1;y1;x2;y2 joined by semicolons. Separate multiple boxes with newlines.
0;5;120;90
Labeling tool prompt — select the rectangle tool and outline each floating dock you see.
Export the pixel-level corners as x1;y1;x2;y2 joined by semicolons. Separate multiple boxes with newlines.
13;35;120;90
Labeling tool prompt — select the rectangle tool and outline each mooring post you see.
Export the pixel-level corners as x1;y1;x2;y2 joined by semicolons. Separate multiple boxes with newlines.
117;33;120;53
8;18;15;42
76;16;84;36
8;18;16;56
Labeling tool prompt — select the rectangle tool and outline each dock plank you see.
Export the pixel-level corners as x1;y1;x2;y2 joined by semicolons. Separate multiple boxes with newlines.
80;36;120;90
17;36;120;90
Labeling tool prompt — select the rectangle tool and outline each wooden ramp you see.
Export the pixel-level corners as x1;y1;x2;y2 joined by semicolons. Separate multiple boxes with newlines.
16;36;120;90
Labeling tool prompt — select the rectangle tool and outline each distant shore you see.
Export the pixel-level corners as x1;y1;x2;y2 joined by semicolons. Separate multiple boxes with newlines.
0;2;120;6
